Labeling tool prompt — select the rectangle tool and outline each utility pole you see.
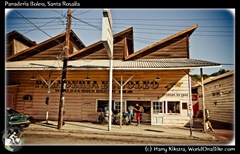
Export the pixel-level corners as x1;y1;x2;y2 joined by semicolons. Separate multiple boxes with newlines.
57;9;72;130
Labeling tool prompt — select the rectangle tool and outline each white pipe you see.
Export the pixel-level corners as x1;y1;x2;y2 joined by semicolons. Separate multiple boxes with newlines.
108;58;113;131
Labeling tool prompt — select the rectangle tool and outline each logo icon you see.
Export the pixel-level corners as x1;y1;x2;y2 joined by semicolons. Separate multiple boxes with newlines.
2;127;24;152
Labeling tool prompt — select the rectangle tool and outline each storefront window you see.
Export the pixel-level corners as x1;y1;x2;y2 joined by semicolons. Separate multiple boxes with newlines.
167;101;180;113
113;101;127;113
114;101;121;112
153;101;162;114
97;100;114;112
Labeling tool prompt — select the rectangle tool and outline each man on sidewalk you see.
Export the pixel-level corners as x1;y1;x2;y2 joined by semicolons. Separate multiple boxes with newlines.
205;108;214;132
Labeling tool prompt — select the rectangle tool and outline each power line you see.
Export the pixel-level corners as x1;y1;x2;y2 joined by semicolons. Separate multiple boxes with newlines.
7;10;233;51
7;23;233;34
7;20;233;28
7;16;232;21
22;17;62;35
73;9;93;15
71;15;101;30
15;11;53;38
11;10;68;63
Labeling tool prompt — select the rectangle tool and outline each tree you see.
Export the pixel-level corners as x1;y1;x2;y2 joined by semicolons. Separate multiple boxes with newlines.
191;69;229;82
210;69;228;77
191;74;209;82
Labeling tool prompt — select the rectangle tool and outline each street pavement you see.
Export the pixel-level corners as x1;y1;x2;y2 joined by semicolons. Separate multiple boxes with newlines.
24;118;235;145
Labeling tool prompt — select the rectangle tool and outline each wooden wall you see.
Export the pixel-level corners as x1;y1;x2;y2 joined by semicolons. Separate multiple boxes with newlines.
6;85;19;109
197;74;234;124
82;39;125;60
141;37;188;59
13;39;30;55
25;43;65;60
7;69;190;122
6;39;31;58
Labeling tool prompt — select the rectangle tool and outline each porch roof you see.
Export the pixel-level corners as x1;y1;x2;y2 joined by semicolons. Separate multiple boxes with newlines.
5;58;221;71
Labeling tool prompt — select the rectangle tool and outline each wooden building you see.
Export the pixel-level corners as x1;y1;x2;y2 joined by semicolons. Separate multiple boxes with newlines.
192;70;235;126
5;25;221;126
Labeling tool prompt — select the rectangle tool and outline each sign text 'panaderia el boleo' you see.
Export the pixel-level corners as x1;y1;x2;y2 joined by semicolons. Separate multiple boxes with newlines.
34;80;160;93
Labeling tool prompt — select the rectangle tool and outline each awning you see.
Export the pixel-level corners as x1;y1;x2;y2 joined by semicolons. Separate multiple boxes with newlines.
5;58;221;71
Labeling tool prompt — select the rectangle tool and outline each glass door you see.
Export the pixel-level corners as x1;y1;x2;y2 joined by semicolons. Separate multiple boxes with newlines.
151;101;164;125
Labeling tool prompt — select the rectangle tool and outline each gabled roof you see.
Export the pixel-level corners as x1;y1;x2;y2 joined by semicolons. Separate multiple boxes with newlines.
192;70;234;87
69;27;134;60
125;24;198;60
6;30;36;46
7;30;85;61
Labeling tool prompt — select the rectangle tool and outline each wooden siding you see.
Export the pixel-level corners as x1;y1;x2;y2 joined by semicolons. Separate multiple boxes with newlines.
125;24;197;60
13;39;30;55
6;43;14;61
197;75;234;124
6;40;31;58
6;85;19;109
7;70;191;122
25;43;65;60
140;37;188;59
82;39;125;60
6;31;36;58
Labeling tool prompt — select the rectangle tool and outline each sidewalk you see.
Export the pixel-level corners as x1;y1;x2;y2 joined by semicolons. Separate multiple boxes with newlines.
24;119;224;142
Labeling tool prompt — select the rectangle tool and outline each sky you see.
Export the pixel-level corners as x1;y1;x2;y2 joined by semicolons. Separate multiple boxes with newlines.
5;8;235;75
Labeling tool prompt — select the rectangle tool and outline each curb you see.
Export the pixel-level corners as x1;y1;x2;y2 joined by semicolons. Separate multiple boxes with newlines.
24;127;217;141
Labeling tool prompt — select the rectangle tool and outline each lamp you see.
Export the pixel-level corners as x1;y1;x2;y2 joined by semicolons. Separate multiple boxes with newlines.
30;71;36;81
155;72;160;81
85;70;90;81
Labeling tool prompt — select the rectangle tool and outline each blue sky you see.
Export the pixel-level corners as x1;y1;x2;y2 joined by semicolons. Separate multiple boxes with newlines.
5;9;235;75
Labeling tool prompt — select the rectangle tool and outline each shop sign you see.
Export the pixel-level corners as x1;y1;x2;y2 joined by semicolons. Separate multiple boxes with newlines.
34;80;159;93
163;93;189;97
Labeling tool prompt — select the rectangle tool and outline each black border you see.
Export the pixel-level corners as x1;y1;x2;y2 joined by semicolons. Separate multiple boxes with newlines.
3;0;239;8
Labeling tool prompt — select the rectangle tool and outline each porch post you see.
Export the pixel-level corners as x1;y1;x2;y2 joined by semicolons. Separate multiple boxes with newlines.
188;72;193;137
120;73;123;128
200;68;206;132
46;70;52;124
108;58;113;131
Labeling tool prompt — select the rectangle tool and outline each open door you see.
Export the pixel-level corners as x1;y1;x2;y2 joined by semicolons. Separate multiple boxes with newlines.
151;101;164;125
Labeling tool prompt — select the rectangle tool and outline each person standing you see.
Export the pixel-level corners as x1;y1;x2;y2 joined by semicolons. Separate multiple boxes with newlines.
62;105;66;126
128;104;134;124
134;104;141;126
62;112;65;126
205;108;214;132
139;103;144;123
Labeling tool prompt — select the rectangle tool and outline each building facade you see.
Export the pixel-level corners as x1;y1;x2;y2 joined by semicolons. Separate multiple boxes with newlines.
192;70;235;125
6;25;221;126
